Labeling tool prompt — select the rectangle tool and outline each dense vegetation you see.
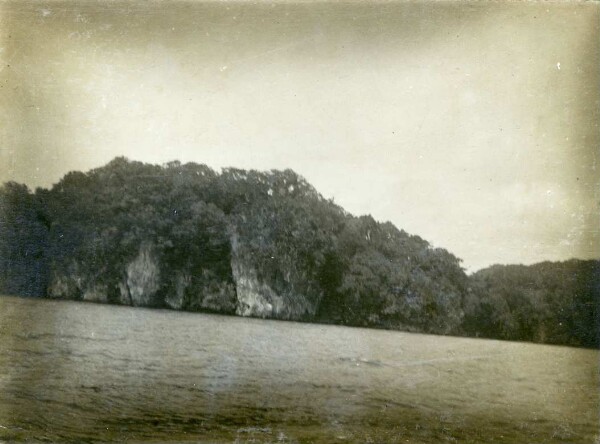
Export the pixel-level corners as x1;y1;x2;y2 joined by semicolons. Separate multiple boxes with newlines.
464;261;599;348
0;158;598;347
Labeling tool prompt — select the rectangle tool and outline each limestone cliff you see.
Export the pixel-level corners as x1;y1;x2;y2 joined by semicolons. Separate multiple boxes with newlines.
1;158;594;347
48;261;108;303
229;232;318;320
231;259;284;318
82;284;109;303
124;242;161;307
47;242;161;307
164;272;188;310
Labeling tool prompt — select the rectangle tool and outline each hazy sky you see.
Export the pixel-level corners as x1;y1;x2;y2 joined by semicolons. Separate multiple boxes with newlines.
1;0;598;271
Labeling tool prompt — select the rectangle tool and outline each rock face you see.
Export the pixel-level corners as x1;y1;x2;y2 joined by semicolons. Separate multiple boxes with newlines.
48;261;85;300
48;261;109;303
118;281;132;305
164;272;188;310
197;278;237;313
82;284;108;303
46;239;239;312
229;232;280;318
231;258;283;318
47;269;79;300
229;232;317;320
125;243;160;307
47;237;312;319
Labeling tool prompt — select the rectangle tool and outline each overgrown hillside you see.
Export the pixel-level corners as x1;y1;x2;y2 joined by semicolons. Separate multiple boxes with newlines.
463;261;599;348
0;158;597;347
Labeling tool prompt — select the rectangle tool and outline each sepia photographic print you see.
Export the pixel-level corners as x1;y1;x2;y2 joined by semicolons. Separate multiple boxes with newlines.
0;0;599;442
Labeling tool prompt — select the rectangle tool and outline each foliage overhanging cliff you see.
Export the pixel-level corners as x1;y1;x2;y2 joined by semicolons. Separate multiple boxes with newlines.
0;157;598;347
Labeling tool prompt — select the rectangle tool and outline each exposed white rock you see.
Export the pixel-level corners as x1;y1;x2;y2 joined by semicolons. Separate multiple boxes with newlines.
126;242;160;306
232;262;282;318
165;272;189;309
117;281;131;305
200;282;236;312
230;232;285;318
82;284;108;303
47;262;83;299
